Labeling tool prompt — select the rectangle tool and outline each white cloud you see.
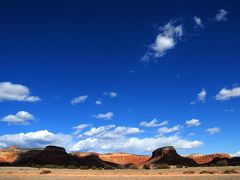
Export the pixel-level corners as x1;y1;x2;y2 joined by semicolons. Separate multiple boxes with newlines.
140;118;168;127
71;95;88;105
0;124;203;153
193;16;204;28
72;124;89;135
72;133;202;153
84;125;116;136
215;9;228;22
84;125;142;139
1;111;35;125
109;92;118;98
224;109;235;112
158;125;182;134
186;119;201;127
72;124;202;153
188;132;195;136
103;92;118;98
231;151;240;157
0;82;40;102
191;89;206;105
141;20;183;63
95;99;102;105
198;89;206;102
93;112;114;120
216;87;240;101
0;130;73;149
206;127;220;135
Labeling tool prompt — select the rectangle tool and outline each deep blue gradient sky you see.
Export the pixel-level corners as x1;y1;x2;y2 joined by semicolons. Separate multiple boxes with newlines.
0;0;240;155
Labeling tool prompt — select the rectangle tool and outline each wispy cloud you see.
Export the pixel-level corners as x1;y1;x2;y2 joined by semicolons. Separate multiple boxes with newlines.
216;86;240;101
93;112;114;120
0;82;40;102
72;124;202;153
191;88;206;105
141;20;183;64
95;99;102;105
72;124;89;135
140;118;168;127
103;92;118;98
1;111;35;125
71;95;88;105
158;125;182;134
0;125;203;153
206;127;220;135
215;9;228;22
224;109;235;112
186;119;201;127
193;16;204;29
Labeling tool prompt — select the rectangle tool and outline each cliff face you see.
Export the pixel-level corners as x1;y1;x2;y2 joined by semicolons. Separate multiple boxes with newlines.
99;153;150;166
143;146;197;167
187;154;231;164
73;152;150;166
0;146;120;168
0;146;23;163
1;145;238;168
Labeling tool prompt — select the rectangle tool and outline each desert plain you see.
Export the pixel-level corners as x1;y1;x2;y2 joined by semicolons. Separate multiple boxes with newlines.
1;166;240;180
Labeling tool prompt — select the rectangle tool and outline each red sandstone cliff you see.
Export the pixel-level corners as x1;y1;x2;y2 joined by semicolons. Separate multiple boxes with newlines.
187;154;231;164
0;146;236;167
0;146;23;163
73;152;150;166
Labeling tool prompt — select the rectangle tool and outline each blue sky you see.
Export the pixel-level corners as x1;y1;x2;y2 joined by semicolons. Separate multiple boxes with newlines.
0;0;240;156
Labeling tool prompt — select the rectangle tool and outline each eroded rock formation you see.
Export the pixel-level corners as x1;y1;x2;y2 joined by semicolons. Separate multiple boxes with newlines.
187;153;231;164
142;146;197;167
1;145;239;168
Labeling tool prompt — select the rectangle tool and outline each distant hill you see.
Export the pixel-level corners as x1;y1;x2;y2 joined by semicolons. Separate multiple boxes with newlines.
0;145;239;168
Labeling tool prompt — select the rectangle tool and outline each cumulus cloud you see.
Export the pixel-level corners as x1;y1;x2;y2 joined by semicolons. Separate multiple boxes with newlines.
0;130;73;149
93;112;114;120
1;111;35;125
158;125;182;134
186;119;201;127
72;124;89;135
206;127;220;135
103;92;118;98
84;125;116;136
215;9;228;22
193;16;204;28
191;88;206;105
216;86;240;101
141;20;183;63
140;118;168;127
231;151;240;157
72;124;202;153
198;89;206;102
72;133;202;153
84;125;142;139
70;95;88;105
0;124;203;153
0;82;40;102
95;99;102;105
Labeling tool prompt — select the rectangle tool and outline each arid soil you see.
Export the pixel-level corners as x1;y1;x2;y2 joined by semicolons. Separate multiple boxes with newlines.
0;166;240;180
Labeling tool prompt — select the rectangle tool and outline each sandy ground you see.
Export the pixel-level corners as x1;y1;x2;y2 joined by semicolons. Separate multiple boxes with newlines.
0;166;240;180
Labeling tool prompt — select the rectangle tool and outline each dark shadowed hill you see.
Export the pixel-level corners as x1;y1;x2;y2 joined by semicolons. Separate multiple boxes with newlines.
1;145;240;168
0;145;120;168
142;146;198;168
